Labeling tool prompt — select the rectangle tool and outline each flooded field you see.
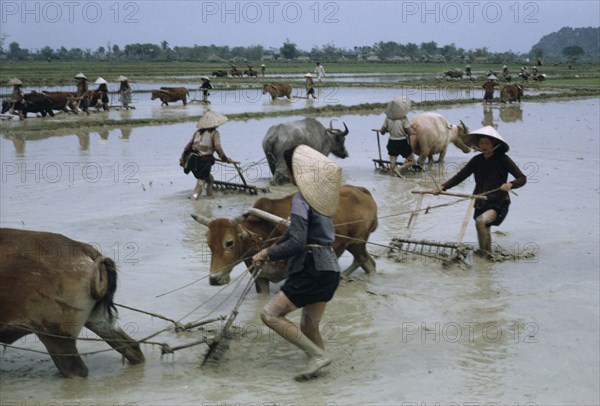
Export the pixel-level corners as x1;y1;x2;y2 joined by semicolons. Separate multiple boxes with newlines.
0;83;549;126
1;98;599;405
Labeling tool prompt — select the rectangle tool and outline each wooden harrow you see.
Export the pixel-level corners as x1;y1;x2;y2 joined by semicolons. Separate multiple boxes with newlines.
213;159;270;195
387;190;490;264
371;129;422;174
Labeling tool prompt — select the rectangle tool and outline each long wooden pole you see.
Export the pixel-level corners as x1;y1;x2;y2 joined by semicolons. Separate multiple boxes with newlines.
457;198;476;243
372;129;383;161
411;190;487;200
406;193;424;238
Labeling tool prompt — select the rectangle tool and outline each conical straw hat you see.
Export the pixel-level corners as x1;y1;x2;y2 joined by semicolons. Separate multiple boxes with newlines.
465;126;509;153
95;77;107;85
196;110;228;129
74;73;87;80
8;78;22;85
385;96;411;120
117;75;129;82
292;145;342;217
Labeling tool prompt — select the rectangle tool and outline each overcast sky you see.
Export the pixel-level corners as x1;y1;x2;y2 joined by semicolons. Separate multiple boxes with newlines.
1;1;599;54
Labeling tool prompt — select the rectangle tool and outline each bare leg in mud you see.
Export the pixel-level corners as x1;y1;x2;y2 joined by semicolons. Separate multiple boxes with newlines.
192;180;203;200
261;291;332;380
475;209;497;254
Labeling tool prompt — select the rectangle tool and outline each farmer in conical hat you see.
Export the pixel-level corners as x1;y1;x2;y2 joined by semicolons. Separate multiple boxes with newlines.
252;145;342;381
180;111;234;200
379;96;417;175
433;126;527;255
117;76;132;109
74;73;90;114
199;76;212;103
7;78;25;118
304;73;316;99
93;77;110;111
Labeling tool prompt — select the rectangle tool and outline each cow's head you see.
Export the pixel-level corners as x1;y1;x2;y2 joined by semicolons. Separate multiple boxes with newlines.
452;120;472;153
192;214;254;286
326;120;350;159
262;84;272;95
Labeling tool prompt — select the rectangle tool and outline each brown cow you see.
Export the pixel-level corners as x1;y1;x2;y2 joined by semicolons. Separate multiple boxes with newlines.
500;83;524;103
0;228;145;377
41;91;80;113
192;185;378;293
262;83;292;100
409;113;471;166
151;87;189;106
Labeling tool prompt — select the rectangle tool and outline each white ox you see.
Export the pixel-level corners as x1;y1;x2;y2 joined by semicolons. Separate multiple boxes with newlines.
409;113;472;166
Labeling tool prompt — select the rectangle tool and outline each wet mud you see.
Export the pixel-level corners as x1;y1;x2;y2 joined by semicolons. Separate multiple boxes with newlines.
1;98;598;405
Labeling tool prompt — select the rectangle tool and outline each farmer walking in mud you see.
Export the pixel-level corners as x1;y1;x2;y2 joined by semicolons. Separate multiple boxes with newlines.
252;145;342;381
200;76;213;103
304;73;317;99
118;76;132;109
379;96;417;175
7;78;25;119
314;62;325;82
432;126;526;255
74;73;90;114
180;111;234;200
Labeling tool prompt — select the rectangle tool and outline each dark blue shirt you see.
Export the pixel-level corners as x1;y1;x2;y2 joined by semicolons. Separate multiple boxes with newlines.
267;193;340;275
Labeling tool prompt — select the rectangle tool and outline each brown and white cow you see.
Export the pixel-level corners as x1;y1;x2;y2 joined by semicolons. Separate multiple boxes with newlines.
409;113;471;166
0;228;145;377
192;185;378;293
500;84;524;103
41;91;80;113
262;83;293;101
151;87;189;106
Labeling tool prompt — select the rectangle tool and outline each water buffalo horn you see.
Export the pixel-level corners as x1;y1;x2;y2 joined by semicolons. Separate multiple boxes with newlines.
191;214;212;226
341;122;349;136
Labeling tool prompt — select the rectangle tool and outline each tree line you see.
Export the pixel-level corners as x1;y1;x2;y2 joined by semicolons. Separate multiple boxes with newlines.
0;35;593;63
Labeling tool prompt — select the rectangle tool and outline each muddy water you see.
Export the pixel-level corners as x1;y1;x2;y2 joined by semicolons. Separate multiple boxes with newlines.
0;84;547;126
1;98;598;405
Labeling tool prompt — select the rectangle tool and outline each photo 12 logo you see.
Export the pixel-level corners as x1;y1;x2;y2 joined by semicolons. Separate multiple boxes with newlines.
400;1;540;24
200;1;340;24
1;1;140;24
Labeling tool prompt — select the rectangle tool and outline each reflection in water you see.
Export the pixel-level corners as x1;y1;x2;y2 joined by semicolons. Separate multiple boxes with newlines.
481;105;497;128
120;127;133;140
75;130;90;151
99;129;110;141
499;104;523;123
454;263;512;397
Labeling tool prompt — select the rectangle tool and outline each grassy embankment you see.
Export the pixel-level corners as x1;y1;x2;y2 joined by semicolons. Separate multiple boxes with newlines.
1;60;598;134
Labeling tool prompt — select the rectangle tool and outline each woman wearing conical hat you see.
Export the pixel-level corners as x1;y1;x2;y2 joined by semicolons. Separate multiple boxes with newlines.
117;76;132;109
7;78;25;119
433;126;527;255
253;145;342;381
74;73;90;115
304;73;316;99
180;111;234;200
92;78;110;111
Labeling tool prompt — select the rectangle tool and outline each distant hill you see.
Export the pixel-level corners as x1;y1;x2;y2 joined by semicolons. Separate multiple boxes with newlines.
530;27;599;62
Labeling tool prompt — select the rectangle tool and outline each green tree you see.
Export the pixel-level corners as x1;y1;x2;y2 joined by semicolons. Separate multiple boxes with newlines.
562;45;585;60
280;39;299;60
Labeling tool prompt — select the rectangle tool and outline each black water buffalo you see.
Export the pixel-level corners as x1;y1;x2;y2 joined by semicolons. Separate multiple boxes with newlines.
262;118;349;185
212;70;228;77
244;69;258;77
444;69;464;79
1;92;55;119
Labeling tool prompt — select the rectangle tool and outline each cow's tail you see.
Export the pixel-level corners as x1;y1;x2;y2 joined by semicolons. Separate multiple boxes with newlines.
91;256;118;322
